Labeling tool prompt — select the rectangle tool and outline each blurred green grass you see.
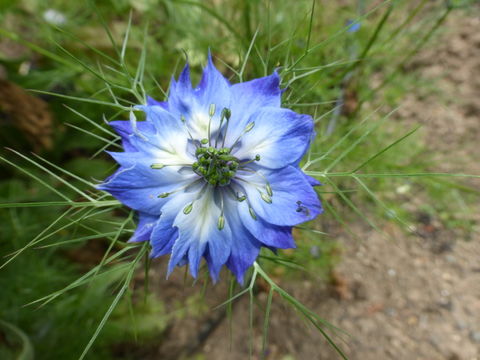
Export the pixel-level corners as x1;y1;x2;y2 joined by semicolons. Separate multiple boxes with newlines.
0;0;478;359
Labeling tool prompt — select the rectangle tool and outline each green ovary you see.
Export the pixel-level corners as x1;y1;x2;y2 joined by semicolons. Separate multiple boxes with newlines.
192;146;239;186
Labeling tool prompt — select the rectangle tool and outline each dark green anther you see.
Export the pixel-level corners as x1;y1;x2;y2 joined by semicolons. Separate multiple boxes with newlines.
196;147;207;156
219;155;237;162
255;154;261;161
192;146;239;186
221;107;231;120
237;195;246;202
158;192;169;198
201;138;209;145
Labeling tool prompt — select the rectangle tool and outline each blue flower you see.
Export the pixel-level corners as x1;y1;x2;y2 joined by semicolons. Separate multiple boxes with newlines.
346;19;361;33
98;53;322;283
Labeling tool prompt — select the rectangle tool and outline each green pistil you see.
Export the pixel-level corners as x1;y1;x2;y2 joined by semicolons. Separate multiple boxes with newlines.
193;147;239;187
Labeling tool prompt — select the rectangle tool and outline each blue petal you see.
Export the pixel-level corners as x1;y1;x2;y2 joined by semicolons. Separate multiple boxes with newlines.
134;105;188;144
226;234;260;285
121;108;195;167
167;187;232;280
149;195;184;258
109;120;155;152
167;64;194;117
97;164;196;215
235;165;322;226
146;96;168;109
164;57;231;141
226;71;281;143
223;196;262;284
237;203;296;249
151;190;197;262
129;212;158;243
231;107;314;169
196;52;231;111
302;173;322;186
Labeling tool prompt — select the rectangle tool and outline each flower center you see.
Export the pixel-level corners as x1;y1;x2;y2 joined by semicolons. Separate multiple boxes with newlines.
192;146;239;186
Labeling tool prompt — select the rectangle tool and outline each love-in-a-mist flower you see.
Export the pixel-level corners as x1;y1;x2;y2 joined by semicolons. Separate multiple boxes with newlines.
98;54;322;283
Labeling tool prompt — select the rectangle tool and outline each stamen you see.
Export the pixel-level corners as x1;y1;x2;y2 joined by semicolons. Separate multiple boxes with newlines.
245;122;255;132
230;122;256;150
217;194;225;230
266;183;273;197
217;215;225;230
207;103;216;145
157;179;202;198
228;182;258;221
183;202;193;214
179;114;197;145
209;104;216;117
249;206;257;220
221;107;231;120
151;163;192;169
237;193;247;202
261;193;272;204
239;154;261;166
221;108;232;148
215;107;232;147
237;168;273;198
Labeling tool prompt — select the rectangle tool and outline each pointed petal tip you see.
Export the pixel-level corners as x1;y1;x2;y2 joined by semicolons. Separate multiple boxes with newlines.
127;237;145;244
235;273;246;286
146;96;159;106
178;63;191;85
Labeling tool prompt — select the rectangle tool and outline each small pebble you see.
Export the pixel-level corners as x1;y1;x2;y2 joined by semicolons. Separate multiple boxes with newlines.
388;268;397;277
470;331;480;343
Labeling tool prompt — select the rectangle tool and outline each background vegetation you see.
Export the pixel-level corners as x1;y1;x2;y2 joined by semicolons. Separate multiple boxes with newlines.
0;0;477;359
